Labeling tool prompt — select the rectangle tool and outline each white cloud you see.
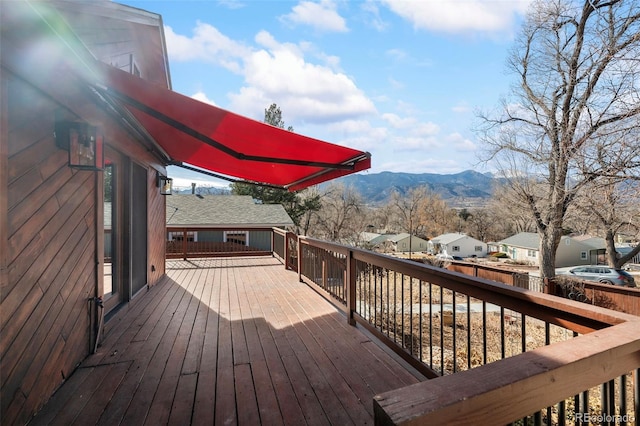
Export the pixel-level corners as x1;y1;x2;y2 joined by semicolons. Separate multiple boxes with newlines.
191;91;217;106
229;32;376;122
446;133;477;151
381;113;439;136
380;0;531;35
377;158;462;174
451;102;471;113
165;24;375;124
388;77;404;90
392;136;441;151
280;0;348;33
164;23;249;73
217;0;245;9
385;48;407;61
361;1;388;32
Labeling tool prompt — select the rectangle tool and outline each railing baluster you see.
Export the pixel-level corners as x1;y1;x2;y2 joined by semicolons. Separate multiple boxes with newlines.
386;271;390;338
558;400;566;426
608;379;615;426
482;300;487;365
409;276;414;356
452;290;457;373
440;286;444;375
419;280;423;363
500;306;506;359
429;281;433;370
521;312;526;354
466;294;471;370
634;369;639;426
602;383;609;426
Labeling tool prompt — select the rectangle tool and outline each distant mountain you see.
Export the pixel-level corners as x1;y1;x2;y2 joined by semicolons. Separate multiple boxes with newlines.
329;170;502;207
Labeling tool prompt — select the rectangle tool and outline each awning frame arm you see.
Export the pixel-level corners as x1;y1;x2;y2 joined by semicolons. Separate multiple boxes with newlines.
102;86;360;171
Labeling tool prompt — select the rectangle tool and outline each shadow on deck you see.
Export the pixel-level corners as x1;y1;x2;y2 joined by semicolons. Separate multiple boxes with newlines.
30;257;423;425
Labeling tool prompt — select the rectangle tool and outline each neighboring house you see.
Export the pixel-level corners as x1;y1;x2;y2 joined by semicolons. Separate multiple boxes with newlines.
428;233;487;258
166;195;294;251
1;2;369;423
389;233;429;253
360;232;429;253
497;232;609;267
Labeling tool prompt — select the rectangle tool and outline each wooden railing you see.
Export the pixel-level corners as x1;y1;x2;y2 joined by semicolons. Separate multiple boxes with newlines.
289;236;640;426
272;228;298;271
166;227;273;259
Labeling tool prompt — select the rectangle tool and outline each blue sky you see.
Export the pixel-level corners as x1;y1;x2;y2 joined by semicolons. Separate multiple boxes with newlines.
118;0;532;188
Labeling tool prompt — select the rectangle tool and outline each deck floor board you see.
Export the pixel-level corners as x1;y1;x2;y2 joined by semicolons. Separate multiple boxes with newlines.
29;257;423;425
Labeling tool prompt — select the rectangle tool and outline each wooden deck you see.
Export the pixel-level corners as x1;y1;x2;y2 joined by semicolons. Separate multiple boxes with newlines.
30;257;422;425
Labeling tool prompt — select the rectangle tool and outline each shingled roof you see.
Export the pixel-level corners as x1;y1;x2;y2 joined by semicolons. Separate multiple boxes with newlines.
166;195;294;228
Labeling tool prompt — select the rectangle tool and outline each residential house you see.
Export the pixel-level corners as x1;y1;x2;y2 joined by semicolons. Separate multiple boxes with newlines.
428;233;487;258
0;1;370;423
360;232;429;253
388;233;429;253
166;194;294;252
496;232;609;267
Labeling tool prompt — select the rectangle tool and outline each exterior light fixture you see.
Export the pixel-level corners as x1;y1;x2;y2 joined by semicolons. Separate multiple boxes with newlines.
157;172;173;195
55;121;104;170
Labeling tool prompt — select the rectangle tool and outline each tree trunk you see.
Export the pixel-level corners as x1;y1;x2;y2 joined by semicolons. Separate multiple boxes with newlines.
539;229;561;279
604;229;618;267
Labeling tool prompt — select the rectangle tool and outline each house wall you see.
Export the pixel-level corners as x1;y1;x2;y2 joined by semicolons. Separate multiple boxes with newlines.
445;238;487;258
1;70;101;425
556;239;590;268
1;45;166;426
197;229;274;251
395;236;428;253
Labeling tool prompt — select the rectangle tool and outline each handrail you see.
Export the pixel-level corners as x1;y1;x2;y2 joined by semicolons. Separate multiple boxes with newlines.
166;226;274;260
374;320;640;425
293;236;640;426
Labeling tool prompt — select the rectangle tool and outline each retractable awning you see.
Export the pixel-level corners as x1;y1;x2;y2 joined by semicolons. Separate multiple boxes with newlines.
94;63;371;191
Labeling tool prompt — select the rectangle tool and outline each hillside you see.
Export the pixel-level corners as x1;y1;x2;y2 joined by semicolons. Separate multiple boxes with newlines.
329;170;501;207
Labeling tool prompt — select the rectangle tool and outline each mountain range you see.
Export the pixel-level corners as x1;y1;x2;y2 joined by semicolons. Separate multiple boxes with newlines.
330;170;502;207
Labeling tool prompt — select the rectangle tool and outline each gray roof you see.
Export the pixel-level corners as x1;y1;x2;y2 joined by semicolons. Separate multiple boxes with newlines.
498;232;540;249
388;233;410;243
166;195;294;227
430;233;481;245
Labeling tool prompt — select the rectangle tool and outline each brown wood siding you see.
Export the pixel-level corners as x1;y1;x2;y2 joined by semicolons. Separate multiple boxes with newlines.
1;71;8;312
1;71;167;425
148;169;166;284
1;74;97;425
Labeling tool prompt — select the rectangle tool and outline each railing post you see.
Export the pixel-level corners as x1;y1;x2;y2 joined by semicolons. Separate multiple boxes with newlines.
297;235;302;282
346;249;356;326
182;228;187;261
322;260;327;289
284;231;290;270
271;228;275;258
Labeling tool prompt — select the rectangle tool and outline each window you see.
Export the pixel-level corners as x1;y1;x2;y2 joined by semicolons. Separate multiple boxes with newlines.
452;246;460;252
474;246;483;252
527;249;537;257
168;231;197;242
224;231;248;246
580;251;587;260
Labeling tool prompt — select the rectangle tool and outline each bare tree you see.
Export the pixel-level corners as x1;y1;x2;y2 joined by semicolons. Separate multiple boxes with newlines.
391;187;429;257
575;178;640;267
311;183;364;244
479;0;640;278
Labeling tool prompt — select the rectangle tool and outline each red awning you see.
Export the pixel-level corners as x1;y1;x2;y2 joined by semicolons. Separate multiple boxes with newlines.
95;63;370;191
